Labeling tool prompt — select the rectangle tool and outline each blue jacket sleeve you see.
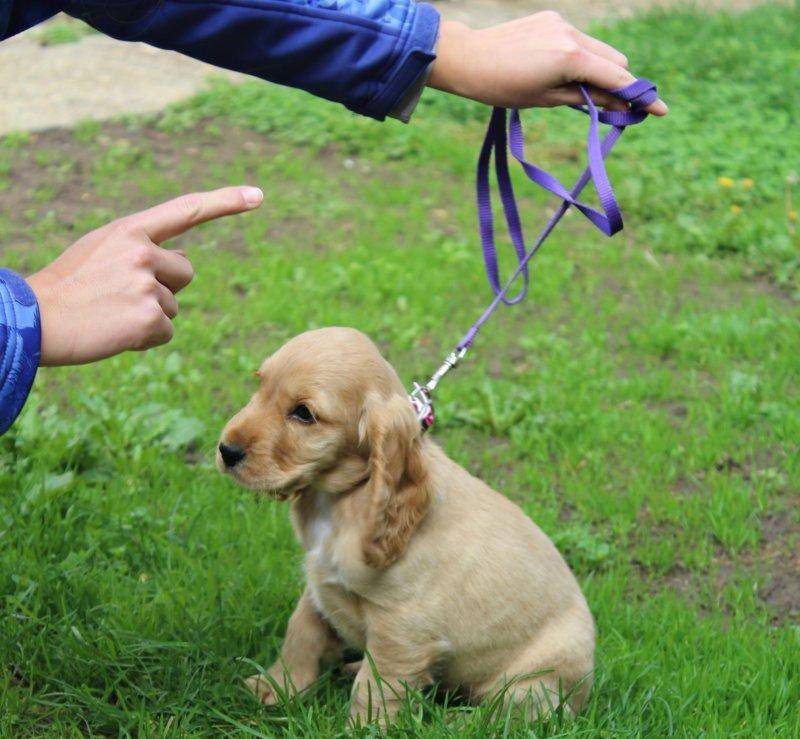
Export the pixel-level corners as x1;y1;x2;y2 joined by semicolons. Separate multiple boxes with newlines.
0;270;41;436
1;0;439;121
0;0;61;37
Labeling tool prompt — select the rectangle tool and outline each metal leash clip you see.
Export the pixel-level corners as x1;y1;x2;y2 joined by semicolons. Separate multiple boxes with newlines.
408;346;468;431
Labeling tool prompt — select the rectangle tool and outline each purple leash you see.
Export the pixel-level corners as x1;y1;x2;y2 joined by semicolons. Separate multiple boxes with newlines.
410;78;659;430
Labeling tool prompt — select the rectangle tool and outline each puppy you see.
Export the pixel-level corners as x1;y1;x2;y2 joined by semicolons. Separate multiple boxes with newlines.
218;327;594;724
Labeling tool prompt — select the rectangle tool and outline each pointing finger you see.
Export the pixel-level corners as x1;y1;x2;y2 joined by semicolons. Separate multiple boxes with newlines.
130;186;264;245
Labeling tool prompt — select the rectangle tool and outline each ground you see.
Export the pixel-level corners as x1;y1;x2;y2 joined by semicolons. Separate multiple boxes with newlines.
1;2;799;737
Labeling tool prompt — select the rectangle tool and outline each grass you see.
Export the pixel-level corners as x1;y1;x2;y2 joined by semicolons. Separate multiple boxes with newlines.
1;2;799;736
35;16;96;47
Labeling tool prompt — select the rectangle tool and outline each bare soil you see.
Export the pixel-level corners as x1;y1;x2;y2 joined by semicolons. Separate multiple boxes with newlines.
757;505;800;623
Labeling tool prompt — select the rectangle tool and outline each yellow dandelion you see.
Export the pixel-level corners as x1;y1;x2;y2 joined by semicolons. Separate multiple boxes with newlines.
730;205;742;214
741;178;754;189
718;176;734;188
789;210;798;222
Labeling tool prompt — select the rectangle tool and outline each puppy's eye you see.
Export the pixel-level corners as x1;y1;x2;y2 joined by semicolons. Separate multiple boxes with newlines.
289;404;316;424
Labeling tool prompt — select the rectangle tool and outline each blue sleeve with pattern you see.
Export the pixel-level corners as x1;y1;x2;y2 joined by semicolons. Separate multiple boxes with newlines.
0;269;41;436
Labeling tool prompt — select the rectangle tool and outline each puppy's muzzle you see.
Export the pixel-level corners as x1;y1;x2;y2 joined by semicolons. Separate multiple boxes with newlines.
219;442;246;468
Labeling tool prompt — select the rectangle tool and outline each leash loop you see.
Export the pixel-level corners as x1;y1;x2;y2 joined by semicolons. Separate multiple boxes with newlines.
410;78;658;430
462;78;657;352
474;79;657;310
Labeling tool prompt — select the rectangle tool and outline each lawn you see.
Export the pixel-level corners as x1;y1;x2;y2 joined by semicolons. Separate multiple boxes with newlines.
1;3;798;736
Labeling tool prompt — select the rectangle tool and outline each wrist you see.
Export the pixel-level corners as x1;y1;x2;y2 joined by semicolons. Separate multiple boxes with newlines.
428;21;475;99
25;271;58;367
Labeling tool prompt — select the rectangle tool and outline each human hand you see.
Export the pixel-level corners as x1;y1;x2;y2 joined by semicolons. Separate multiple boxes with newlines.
26;186;263;366
429;13;668;115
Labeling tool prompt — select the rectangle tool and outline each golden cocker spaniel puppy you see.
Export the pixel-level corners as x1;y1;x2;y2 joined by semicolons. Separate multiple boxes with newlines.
217;327;594;725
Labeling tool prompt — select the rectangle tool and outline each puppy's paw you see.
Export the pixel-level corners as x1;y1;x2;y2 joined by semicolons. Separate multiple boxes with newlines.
246;665;317;705
245;673;280;706
343;659;363;675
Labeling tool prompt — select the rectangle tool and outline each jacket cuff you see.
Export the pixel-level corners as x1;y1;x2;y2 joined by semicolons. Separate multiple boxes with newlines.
358;2;439;121
388;60;433;123
0;269;41;435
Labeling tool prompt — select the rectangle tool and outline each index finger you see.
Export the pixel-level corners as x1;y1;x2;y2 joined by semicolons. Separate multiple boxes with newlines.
576;31;629;69
573;52;669;116
130;186;264;244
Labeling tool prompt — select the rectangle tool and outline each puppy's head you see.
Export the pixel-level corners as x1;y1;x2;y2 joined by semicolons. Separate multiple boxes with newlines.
217;327;429;567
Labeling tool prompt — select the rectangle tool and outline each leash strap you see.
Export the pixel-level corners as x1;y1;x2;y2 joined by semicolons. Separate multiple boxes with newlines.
460;78;658;350
409;78;658;430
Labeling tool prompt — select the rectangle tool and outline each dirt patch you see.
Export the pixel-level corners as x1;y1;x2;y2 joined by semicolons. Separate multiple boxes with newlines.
675;449;787;492
0;116;419;311
759;570;800;623
0;122;351;261
757;506;800;623
686;454;797;624
675;260;798;308
637;495;799;624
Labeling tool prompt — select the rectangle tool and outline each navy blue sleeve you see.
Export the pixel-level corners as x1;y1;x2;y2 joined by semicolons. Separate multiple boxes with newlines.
51;0;439;120
0;269;41;436
0;0;60;37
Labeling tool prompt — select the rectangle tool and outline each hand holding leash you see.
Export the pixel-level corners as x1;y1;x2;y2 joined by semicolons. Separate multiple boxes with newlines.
429;13;667;116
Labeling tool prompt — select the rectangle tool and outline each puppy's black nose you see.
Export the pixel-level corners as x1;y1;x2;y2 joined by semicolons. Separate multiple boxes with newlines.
219;442;246;468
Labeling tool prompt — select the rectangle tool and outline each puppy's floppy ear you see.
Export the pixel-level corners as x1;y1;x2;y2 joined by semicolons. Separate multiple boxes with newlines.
358;392;430;569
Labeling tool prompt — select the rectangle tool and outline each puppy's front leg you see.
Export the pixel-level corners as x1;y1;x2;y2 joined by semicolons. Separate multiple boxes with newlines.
246;588;341;705
349;638;434;727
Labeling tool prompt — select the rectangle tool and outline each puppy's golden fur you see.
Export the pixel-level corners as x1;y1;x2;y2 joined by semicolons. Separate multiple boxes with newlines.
218;327;594;724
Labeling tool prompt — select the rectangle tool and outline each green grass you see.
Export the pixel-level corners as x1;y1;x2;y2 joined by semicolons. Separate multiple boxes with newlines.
1;3;799;736
36;16;96;47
